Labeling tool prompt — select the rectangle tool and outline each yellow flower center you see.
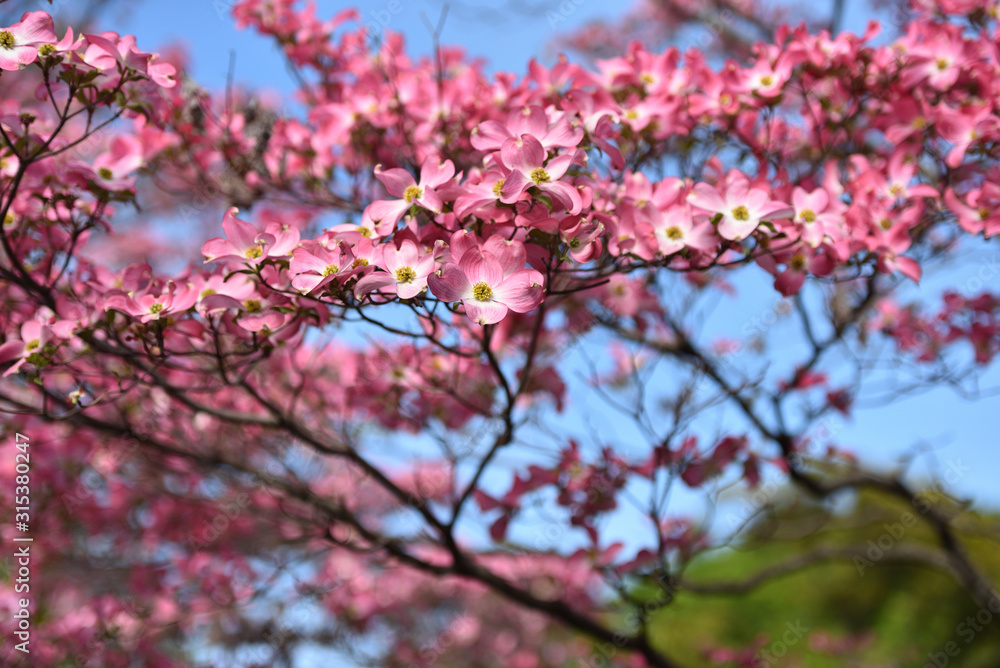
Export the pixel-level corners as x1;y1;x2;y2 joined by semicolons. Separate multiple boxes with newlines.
912;116;926;129
640;73;654;84
403;185;423;203
37;44;56;56
935;58;949;71
760;75;773;86
880;218;892;230
665;226;683;240
625;109;638;120
978;207;990;220
359;226;372;238
323;264;339;276
719;93;732;106
568;236;581;248
243;299;262;313
200;289;216;298
492;179;505;196
0;32;15;49
530;168;550;184
395;266;417;283
800;209;816;223
472;281;493;301
790;254;807;271
351;257;370;268
25;339;40;352
731;205;750;221
245;245;264;259
149;303;164;314
98;167;114;180
3;212;13;226
889;184;903;196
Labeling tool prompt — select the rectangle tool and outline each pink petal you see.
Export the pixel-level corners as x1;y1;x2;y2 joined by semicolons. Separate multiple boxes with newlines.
221;208;258;250
465;299;509;326
354;272;398;299
500;134;545;174
459;249;503;285
428;263;472;302
374;164;416;198
499;170;531;204
419;157;455;188
493;270;544;313
470;120;512;152
687;183;726;213
483;236;527;278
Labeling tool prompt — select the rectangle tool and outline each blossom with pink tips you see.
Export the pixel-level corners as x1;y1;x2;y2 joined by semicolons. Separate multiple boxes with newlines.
470;105;583;152
791;187;843;247
429;248;544;325
0;11;57;71
103;281;199;323
498;134;582;214
202;208;281;265
0;321;56;376
688;175;793;241
369;157;456;230
354;239;435;300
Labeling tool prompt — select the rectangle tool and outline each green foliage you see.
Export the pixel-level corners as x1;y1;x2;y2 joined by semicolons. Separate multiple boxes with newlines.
628;487;1000;666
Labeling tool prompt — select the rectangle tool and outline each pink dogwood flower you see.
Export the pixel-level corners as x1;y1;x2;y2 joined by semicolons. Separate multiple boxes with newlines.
471;105;583;152
498;134;582;214
687;175;793;241
354;239;435;300
202;208;296;265
0;321;59;376
0;11;56;71
369;156;456;230
104;281;198;323
429;248;544;325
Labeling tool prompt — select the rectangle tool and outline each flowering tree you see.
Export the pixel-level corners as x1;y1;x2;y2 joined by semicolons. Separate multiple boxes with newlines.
1;0;999;666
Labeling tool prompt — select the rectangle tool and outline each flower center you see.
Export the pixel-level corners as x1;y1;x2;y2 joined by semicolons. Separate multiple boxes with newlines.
395;266;417;283
978;207;990;220
935;58;949;71
760;75;773;86
568;236;581;248
640;73;654;85
790;254;807;271
731;205;750;221
0;32;15;49
97;167;114;180
403;185;423;203
530;168;550;184
25;339;40;352
719;93;732;106
149;303;164;314
665;226;683;240
359;226;372;238
3;212;13;226
492;179;505;196
625;110;638;120
200;289;216;298
245;245;264;260
243;299;262;313
323;264;339;276
472;281;493;301
800;209;816;223
880;218;892;230
351;257;370;268
37;44;56;56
